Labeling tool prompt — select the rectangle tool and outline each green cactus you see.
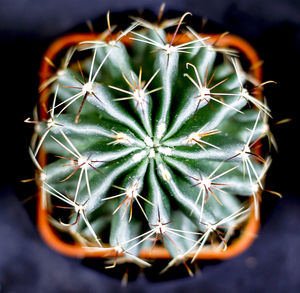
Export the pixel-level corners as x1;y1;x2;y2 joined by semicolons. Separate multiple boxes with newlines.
27;10;274;274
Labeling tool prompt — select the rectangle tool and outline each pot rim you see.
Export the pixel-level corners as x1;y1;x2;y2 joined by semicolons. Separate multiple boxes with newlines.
37;30;261;260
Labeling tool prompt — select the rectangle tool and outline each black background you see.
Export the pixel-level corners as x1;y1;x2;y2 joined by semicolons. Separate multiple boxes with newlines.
0;0;299;292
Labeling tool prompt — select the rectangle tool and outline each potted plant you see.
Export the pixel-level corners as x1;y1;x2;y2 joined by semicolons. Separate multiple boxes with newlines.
26;6;277;279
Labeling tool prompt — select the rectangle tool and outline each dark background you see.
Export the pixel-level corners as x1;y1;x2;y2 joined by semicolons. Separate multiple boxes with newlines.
0;0;299;292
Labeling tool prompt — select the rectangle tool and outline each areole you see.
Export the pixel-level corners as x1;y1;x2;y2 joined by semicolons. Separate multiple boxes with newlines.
37;30;262;260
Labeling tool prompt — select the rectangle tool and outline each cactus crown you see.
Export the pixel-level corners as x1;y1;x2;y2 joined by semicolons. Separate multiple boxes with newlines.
27;9;274;275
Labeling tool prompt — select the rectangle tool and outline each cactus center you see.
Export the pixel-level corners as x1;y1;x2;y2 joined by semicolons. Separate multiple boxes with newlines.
144;136;172;158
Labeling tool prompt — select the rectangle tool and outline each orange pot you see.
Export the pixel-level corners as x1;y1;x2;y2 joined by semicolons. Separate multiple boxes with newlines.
37;30;261;260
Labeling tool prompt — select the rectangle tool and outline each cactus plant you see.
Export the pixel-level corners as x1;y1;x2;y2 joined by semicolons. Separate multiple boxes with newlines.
26;8;276;276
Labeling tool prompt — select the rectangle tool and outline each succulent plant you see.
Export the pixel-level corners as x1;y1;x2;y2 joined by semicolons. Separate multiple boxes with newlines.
26;9;275;275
